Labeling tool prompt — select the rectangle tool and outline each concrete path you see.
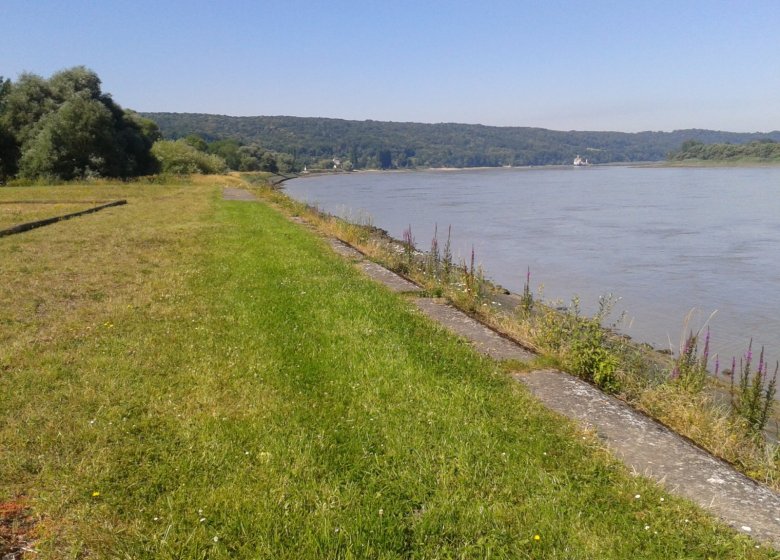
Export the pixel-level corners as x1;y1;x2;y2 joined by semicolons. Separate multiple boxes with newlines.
327;238;364;260
519;370;780;547
358;261;422;293
413;299;534;362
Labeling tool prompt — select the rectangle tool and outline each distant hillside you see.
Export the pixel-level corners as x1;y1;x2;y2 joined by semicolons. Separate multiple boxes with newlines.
141;112;780;169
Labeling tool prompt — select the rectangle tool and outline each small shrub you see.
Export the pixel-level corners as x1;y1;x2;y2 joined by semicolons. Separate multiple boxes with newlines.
534;296;620;392
151;139;228;174
567;315;620;392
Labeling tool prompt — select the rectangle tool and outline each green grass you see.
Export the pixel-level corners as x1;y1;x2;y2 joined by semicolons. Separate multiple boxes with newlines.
0;179;777;558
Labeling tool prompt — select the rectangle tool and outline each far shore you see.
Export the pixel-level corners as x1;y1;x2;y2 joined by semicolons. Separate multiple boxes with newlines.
291;160;780;178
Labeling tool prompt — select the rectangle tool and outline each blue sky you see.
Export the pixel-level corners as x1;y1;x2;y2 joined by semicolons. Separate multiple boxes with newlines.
3;0;780;132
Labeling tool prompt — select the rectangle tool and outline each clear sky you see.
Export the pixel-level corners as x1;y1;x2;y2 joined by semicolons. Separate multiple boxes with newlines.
3;0;780;132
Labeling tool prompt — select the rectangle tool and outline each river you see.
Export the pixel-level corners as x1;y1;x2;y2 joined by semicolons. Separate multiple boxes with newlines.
285;166;780;368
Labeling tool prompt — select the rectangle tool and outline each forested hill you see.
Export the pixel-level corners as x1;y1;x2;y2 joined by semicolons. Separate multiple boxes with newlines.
141;112;780;169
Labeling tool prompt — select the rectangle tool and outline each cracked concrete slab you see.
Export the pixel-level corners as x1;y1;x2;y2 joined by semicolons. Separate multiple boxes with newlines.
517;369;780;548
413;298;534;362
328;238;365;259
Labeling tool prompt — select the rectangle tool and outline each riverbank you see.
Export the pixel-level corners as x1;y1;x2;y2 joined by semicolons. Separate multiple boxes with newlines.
283;166;780;381
274;173;780;487
1;177;776;557
648;160;780;168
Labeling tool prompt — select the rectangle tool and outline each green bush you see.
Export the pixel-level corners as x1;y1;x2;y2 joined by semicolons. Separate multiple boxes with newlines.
151;139;227;174
535;296;621;392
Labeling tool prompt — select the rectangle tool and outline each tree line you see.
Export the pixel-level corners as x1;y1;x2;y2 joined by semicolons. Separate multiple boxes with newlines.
669;139;780;162
5;66;780;180
141;112;780;170
0;67;162;181
0;67;233;182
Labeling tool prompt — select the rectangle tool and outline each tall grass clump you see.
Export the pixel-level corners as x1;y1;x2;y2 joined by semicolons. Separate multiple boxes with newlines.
519;266;534;316
400;224;415;273
730;342;778;438
425;224;441;279
442;225;454;283
670;328;711;393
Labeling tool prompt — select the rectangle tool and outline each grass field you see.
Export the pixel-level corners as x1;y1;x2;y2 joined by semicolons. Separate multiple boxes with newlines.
0;202;104;230
0;177;776;558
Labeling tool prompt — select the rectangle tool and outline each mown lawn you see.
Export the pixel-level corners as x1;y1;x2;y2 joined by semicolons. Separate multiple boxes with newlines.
0;202;103;231
0;178;776;558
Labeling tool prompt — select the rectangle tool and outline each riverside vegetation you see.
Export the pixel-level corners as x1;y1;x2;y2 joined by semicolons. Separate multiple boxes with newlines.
0;67;232;183
143;112;780;169
252;175;780;492
1;175;778;558
668;139;780;165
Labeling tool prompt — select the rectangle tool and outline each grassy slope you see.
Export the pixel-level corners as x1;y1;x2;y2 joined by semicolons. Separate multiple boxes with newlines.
0;179;775;558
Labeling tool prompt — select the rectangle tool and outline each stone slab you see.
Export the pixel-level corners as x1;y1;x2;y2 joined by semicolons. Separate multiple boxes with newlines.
413;299;534;362
517;369;780;548
329;238;365;259
358;261;422;293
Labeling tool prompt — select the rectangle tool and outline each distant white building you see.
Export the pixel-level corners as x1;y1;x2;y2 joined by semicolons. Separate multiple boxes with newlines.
573;155;590;166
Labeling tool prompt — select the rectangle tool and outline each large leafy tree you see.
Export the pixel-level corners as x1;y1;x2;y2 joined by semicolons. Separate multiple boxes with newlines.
0;66;160;180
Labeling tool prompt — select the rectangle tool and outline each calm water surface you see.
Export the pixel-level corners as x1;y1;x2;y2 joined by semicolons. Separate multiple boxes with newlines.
286;167;780;365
